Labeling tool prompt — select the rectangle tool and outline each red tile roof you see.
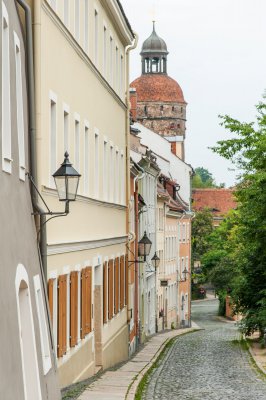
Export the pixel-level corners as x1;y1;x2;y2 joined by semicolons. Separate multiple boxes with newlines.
130;74;186;103
192;189;237;216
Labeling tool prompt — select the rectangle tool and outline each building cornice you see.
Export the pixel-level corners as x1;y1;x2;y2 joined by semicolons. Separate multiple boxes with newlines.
101;0;134;45
42;1;127;110
47;235;128;255
42;186;127;211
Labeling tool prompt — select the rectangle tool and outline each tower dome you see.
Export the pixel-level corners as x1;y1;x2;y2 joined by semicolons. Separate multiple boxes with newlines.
140;22;169;74
141;22;168;55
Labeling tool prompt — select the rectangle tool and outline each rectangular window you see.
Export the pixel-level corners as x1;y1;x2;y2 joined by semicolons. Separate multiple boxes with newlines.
63;105;69;153
57;274;67;357
94;9;98;65
115;46;118;90
103;140;108;201
183;223;186;242
14;32;25;180
108;260;114;320
2;5;11;173
81;267;92;338
103;262;108;324
75;116;80;172
114;257;120;314
84;0;89;53
103;26;107;77
120;153;125;204
33;275;52;374
70;271;78;347
75;0;80;41
84;123;89;195
120;54;124;96
120;255;125;309
110;145;114;202
49;93;57;186
94;132;99;197
115;149;119;203
64;0;69;27
109;36;113;85
125;255;128;306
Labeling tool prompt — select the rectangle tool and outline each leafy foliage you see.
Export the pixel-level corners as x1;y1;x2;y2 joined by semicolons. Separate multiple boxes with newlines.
191;208;213;263
208;99;266;335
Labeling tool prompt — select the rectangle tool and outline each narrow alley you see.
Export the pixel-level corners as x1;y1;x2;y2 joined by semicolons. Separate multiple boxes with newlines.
143;299;266;400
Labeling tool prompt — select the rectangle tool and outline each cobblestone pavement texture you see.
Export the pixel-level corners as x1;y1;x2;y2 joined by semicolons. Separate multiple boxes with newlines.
143;299;266;400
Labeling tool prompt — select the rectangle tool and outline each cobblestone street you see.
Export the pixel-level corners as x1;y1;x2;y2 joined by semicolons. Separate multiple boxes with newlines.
143;299;266;400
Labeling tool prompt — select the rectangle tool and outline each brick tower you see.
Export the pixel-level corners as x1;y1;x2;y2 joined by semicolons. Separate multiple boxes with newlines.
130;22;187;160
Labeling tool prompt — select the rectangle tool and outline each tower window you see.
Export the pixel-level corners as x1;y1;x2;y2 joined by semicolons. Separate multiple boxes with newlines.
144;105;147;115
160;105;163;112
172;106;175;112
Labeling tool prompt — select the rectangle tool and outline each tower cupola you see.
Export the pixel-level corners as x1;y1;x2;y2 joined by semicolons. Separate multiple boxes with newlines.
140;22;169;75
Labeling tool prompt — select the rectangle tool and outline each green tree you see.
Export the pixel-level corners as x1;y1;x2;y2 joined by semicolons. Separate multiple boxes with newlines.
210;99;266;335
192;167;217;188
191;208;213;263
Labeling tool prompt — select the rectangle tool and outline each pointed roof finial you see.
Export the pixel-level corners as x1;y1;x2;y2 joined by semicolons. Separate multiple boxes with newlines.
152;20;156;32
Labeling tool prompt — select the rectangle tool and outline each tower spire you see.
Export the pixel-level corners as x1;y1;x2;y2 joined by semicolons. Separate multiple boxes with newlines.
152;20;156;32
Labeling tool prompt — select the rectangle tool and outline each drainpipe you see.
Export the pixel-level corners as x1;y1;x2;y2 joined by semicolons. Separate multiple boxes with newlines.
16;0;47;280
134;164;145;345
125;33;138;348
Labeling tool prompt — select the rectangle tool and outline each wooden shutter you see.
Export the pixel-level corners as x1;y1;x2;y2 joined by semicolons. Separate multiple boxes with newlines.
57;274;67;357
47;278;54;324
120;256;125;309
108;260;114;320
70;271;78;347
114;257;120;314
81;267;92;339
125;254;128;306
103;262;108;324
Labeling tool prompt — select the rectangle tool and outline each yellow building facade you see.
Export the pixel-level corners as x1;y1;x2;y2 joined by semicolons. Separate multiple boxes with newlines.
29;0;134;387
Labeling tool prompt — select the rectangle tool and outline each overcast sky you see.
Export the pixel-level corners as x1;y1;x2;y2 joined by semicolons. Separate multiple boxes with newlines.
121;0;266;187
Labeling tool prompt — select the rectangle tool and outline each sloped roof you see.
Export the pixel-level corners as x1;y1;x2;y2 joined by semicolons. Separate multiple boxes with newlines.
192;188;237;216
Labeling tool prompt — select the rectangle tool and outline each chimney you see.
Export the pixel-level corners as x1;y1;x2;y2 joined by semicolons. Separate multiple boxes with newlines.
130;88;137;121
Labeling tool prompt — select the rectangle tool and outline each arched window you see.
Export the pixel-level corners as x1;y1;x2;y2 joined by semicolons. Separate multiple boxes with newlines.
15;264;42;400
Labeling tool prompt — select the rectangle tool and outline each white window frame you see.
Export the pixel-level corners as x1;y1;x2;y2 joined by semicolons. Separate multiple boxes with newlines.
2;3;12;174
103;24;107;78
103;138;108;201
14;32;25;181
120;151;125;204
84;0;89;53
120;53;124;97
74;113;80;172
63;103;69;153
109;34;113;85
94;8;98;65
110;143;114;202
84;121;89;196
33;275;52;375
75;0;80;41
115;147;119;203
94;129;99;198
49;91;57;187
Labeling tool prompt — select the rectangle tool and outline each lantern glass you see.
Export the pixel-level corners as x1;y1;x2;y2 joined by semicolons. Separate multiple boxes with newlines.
54;175;80;201
138;231;152;258
53;152;81;202
151;252;160;269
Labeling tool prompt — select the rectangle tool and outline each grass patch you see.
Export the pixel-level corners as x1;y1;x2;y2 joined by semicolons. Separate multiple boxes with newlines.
232;336;266;380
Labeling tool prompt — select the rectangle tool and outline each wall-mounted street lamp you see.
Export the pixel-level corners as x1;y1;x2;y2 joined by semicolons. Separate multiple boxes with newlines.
138;231;152;262
28;152;81;217
177;267;189;282
151;252;160;269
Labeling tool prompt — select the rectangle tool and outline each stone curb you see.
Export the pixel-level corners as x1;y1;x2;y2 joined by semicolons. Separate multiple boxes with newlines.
248;344;266;376
125;325;201;400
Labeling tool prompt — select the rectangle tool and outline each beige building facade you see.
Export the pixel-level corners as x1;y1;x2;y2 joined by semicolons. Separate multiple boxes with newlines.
29;0;134;387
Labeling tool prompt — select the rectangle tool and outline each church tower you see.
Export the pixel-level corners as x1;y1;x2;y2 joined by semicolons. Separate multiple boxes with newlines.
130;22;187;160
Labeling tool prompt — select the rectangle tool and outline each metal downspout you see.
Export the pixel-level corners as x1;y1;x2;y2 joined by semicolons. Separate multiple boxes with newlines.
125;32;138;348
15;0;47;280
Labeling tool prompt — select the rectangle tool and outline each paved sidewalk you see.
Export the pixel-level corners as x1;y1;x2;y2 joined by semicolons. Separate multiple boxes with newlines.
78;323;200;400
